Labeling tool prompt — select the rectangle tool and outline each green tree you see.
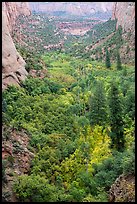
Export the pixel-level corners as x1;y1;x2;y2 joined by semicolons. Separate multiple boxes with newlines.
77;116;90;172
89;81;108;127
124;89;135;120
105;48;111;68
108;81;125;151
116;50;122;70
13;174;59;202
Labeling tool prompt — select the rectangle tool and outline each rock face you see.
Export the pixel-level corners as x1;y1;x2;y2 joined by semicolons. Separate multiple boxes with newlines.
112;2;135;33
3;2;31;32
2;125;34;202
109;174;135;202
85;2;135;65
2;2;31;90
111;2;135;65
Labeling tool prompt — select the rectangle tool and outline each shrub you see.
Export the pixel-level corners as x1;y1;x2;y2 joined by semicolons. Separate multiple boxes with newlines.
122;143;135;175
93;152;124;190
2;160;7;184
13;175;59;202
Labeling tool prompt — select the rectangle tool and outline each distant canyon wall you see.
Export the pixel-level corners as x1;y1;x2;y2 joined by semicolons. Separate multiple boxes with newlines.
29;2;113;16
2;2;31;90
112;2;135;33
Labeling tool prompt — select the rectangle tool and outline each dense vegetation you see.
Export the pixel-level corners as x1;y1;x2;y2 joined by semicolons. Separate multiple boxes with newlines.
13;13;64;54
13;14;116;55
78;19;116;45
2;49;135;201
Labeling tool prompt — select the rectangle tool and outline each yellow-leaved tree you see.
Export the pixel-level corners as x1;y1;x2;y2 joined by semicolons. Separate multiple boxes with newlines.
59;125;111;187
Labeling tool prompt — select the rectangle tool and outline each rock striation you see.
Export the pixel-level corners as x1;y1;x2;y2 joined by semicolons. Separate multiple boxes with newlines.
2;2;31;90
112;2;135;33
85;2;135;65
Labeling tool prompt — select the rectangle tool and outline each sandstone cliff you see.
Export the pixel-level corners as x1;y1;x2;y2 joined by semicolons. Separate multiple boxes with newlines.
85;2;135;65
112;2;135;33
2;2;31;90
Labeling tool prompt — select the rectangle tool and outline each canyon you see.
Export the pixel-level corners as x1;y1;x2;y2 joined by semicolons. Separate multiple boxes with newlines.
2;2;135;202
2;2;135;89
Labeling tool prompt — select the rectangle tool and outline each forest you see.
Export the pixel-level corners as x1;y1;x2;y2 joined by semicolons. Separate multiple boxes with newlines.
2;47;135;201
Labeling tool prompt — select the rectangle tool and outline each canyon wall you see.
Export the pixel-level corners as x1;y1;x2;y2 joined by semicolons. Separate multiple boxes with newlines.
29;2;113;17
2;2;31;90
112;2;135;33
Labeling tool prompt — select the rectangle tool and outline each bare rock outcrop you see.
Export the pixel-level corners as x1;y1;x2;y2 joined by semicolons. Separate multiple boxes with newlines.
109;174;135;202
2;125;35;202
3;2;31;33
2;2;31;90
112;2;135;33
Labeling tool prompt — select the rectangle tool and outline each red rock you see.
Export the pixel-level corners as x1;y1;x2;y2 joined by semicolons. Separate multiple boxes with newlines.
2;2;31;90
112;2;135;33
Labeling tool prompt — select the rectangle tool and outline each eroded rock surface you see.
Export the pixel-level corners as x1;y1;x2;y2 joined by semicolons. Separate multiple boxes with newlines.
2;125;35;202
112;2;135;33
109;174;135;202
2;2;31;90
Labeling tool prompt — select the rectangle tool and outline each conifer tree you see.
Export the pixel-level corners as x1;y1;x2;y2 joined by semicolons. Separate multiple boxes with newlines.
89;81;108;127
108;81;125;151
116;50;122;70
105;48;111;68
